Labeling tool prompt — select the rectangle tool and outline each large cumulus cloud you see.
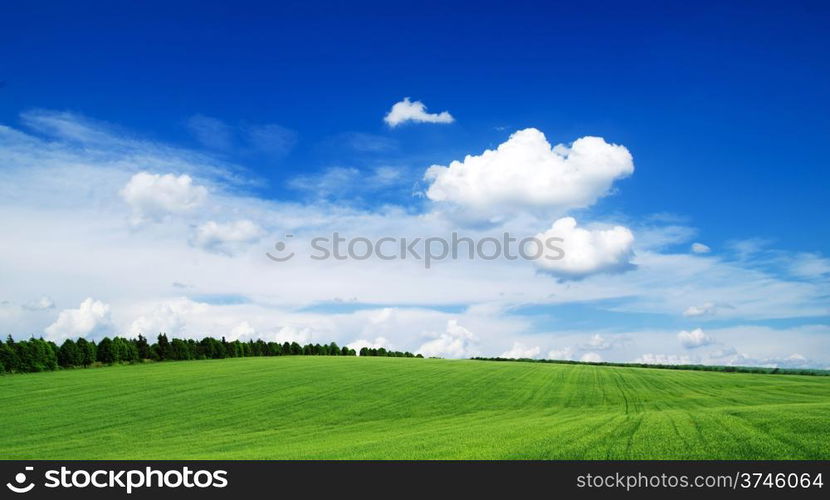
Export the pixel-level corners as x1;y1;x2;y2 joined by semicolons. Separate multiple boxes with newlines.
424;128;633;219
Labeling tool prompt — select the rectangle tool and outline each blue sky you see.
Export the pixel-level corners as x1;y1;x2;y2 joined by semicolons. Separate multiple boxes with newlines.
1;1;828;366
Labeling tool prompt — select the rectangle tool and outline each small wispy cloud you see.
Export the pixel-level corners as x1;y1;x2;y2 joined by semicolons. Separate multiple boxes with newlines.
22;296;55;311
245;123;297;157
185;114;297;158
691;242;711;254
288;165;409;200
186;114;234;151
384;97;454;127
190;220;264;256
682;301;735;317
677;328;714;349
334;132;398;152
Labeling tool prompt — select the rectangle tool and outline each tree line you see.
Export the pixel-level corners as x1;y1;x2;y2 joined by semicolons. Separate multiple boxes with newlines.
471;357;830;376
0;334;421;375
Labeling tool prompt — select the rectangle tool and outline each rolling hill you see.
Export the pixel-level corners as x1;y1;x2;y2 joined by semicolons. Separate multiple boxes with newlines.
1;356;828;459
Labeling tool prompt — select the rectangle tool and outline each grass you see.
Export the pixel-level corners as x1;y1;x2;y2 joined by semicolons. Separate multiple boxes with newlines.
1;356;828;459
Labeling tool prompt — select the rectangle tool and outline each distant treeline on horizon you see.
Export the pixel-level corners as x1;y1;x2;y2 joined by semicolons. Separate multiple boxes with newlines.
0;334;422;375
471;357;830;376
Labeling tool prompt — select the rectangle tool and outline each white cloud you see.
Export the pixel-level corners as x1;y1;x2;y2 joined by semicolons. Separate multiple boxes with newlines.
384;97;454;127
781;353;808;364
500;342;541;359
127;298;209;338
677;328;714;348
229;321;257;340
347;337;390;353
21;109;129;145
729;238;771;261
635;223;697;250
789;252;830;278
186;114;234;150
547;347;575;360
7;110;246;191
270;326;314;345
691;242;711;254
288;166;407;199
581;333;628;351
754;353;812;369
533;217;635;279
417;320;477;358
580;352;603;363
126;300;317;345
190;220;264;255
22;296;55;311
606;250;828;320
45;298;112;339
289;167;361;196
120;172;207;223
635;353;694;365
683;302;718;317
705;344;817;369
424;129;633;218
587;334;609;350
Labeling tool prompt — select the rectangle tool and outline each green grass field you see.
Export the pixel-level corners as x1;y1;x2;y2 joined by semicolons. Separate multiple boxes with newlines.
1;356;828;459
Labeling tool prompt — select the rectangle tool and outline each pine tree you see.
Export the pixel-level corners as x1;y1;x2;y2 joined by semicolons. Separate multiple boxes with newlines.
135;335;151;359
0;338;20;372
97;337;115;364
76;338;96;366
156;334;174;360
58;339;81;367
